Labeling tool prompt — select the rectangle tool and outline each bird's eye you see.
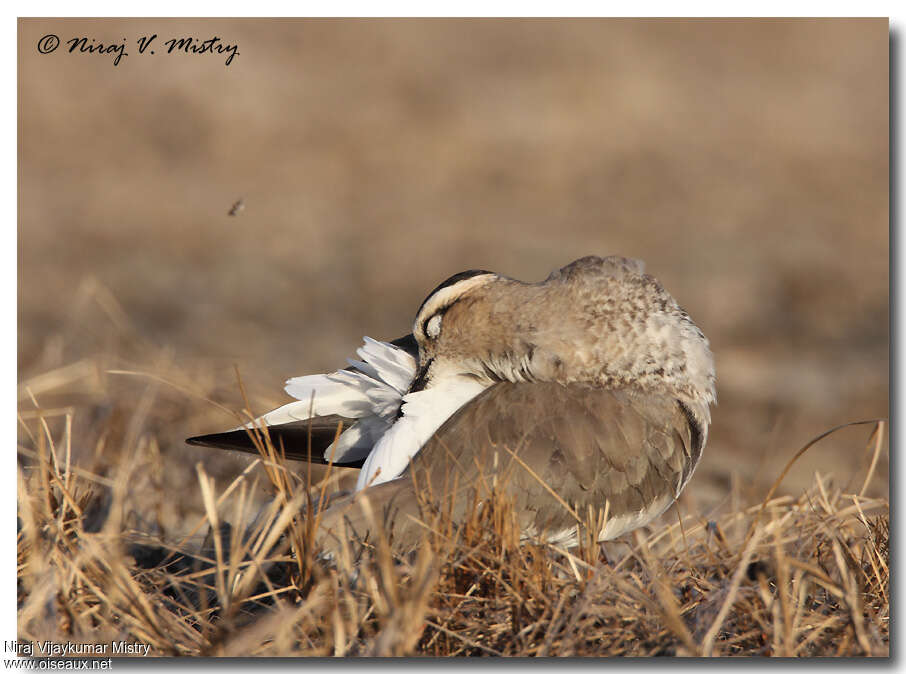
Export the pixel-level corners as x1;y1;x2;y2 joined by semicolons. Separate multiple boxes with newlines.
426;314;442;339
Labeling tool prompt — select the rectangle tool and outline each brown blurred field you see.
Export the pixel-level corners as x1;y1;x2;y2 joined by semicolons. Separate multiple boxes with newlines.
17;18;889;656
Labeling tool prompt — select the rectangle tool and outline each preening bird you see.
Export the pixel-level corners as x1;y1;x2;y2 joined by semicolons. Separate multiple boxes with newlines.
188;255;716;555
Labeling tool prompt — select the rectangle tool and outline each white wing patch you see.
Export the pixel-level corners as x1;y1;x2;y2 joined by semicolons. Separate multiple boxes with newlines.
357;374;487;490
345;336;416;395
240;338;417;464
238;336;490;488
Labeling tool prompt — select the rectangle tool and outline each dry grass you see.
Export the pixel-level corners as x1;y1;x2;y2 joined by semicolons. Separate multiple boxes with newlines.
16;353;889;658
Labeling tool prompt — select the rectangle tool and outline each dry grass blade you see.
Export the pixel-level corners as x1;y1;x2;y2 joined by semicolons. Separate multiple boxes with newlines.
744;419;886;549
859;421;886;498
635;531;700;656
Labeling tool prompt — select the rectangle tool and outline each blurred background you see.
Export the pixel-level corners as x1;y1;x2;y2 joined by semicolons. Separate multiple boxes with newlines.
18;18;888;535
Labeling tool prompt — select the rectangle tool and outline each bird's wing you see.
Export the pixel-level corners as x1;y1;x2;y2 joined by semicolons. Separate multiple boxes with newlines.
186;334;418;467
316;381;704;554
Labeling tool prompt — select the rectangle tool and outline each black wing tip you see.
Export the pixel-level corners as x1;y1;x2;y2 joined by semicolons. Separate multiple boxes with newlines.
185;430;255;452
185;428;367;469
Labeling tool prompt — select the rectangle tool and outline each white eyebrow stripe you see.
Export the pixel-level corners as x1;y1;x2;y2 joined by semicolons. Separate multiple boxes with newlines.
414;274;496;329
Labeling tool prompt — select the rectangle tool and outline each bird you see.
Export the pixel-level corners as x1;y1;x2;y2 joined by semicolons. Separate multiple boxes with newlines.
187;255;716;556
